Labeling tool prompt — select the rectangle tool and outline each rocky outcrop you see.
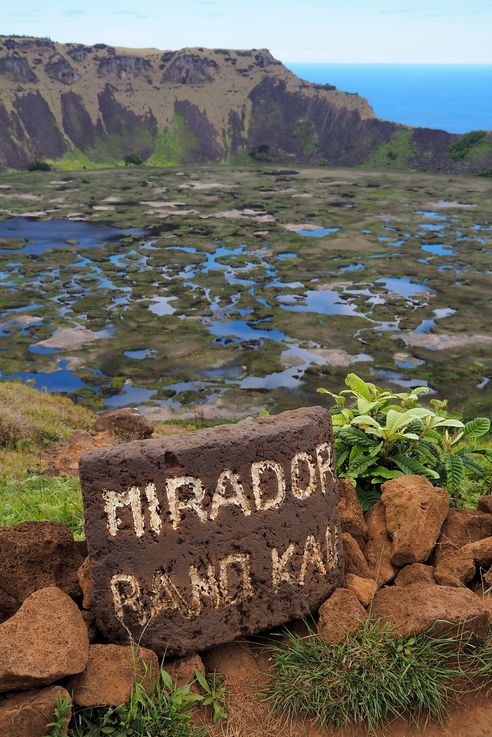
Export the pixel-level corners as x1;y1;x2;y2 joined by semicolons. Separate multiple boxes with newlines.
46;55;80;85
162;52;218;84
0;55;37;83
0;587;89;693
94;407;153;440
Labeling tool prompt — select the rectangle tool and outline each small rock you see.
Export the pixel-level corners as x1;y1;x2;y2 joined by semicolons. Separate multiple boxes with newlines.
337;478;368;546
0;587;89;693
167;654;205;692
478;495;492;514
342;532;371;578
364;502;398;586
345;574;377;607
433;509;492;564
395;563;436;587
204;642;262;683
0;521;84;621
456;536;492;568
77;557;93;610
318;588;367;643
0;686;71;737
68;644;159;707
371;585;488;638
381;475;449;566
434;556;476;587
94;408;153;440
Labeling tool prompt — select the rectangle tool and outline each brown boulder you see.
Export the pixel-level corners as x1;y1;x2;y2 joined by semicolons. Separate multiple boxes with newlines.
94;408;153;440
364;502;398;586
0;521;84;621
68;644;158;707
318;588;367;643
345;573;377;607
342;532;371;578
395;563;436;587
0;686;71;737
478;495;492;514
337;478;367;546
433;508;492;564
204;642;264;684
381;475;449;566
371;585;488;638
0;587;89;693
457;536;492;568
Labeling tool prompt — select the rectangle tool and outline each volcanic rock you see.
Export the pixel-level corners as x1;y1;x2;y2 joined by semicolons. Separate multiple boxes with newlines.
337;478;367;546
0;686;71;737
394;563;436;587
318;588;367;643
381;475;449;566
0;521;84;621
342;532;371;578
345;573;377;607
94;407;153;440
0;587;89;693
478;495;492;514
433;508;492;564
371;585;488;638
364;502;398;586
68;644;158;707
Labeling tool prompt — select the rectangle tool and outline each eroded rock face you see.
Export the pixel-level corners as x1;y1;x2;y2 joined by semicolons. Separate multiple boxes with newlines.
381;475;449;566
371;585;488;638
97;55;152;80
80;407;344;656
318;588;367;643
46;56;80;85
0;55;37;83
94;407;154;440
0;686;71;737
162;53;218;84
364;502;398;586
0;521;84;621
0;587;89;693
68;644;158;707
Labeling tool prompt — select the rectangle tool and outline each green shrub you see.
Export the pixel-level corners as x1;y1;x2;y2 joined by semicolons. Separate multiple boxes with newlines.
265;623;467;732
318;373;491;509
448;130;487;161
124;153;143;166
28;160;51;171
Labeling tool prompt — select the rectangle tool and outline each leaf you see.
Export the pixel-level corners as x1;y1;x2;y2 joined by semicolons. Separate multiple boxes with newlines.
339;426;377;447
161;669;173;689
351;415;382;431
461;455;486;477
462;417;491;439
445;454;465;492
392;455;440;480
195;669;210;693
357;486;381;511
345;373;373;401
371;466;404;480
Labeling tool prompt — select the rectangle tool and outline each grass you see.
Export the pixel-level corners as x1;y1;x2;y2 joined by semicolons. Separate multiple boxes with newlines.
0;475;85;538
264;621;475;732
62;665;207;737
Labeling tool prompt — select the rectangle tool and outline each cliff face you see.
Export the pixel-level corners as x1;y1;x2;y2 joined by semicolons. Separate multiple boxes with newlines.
0;36;491;173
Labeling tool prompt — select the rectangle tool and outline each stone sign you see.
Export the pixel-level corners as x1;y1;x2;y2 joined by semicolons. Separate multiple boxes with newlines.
79;406;344;655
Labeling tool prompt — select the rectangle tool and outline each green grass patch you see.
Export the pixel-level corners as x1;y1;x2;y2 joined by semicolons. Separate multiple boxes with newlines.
145;117;200;166
365;130;416;170
265;622;469;732
448;131;489;161
0;475;84;538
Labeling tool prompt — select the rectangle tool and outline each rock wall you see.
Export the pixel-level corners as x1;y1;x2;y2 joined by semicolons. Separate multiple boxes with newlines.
0;35;491;172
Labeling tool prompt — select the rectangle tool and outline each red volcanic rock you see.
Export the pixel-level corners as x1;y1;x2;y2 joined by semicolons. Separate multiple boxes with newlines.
0;521;84;621
345;573;377;607
0;587;89;693
394;563;436;587
68;644;158;707
337;478;367;546
371;585;488;638
318;588;367;643
364;502;398;586
433;508;492;564
342;532;372;578
381;475;449;566
0;686;71;737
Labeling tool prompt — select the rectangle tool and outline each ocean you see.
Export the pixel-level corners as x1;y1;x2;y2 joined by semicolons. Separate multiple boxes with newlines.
286;64;492;134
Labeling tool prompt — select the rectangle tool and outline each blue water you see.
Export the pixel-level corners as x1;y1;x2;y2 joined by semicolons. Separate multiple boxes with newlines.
286;64;492;134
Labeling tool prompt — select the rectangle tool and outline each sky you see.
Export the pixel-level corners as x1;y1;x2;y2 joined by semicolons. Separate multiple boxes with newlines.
4;0;492;64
